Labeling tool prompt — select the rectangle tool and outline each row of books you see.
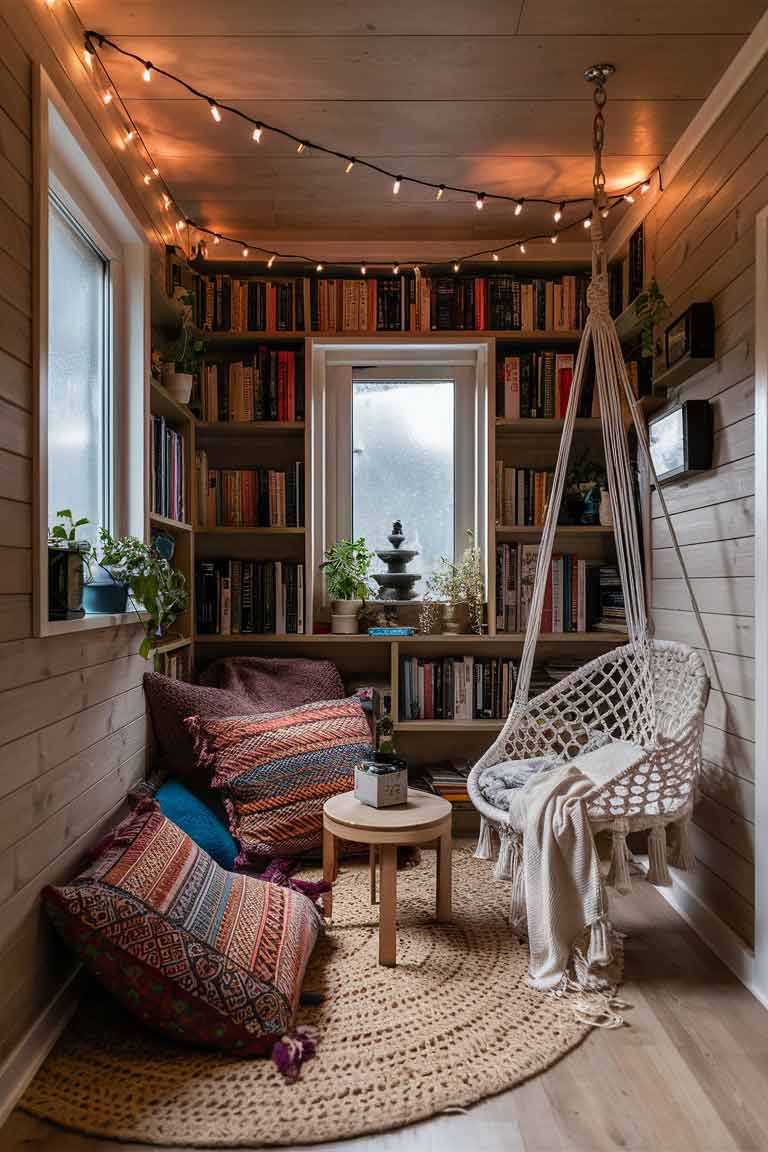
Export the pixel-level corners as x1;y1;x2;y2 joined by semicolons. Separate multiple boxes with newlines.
196;559;305;635
494;465;555;527
150;415;185;523
496;351;600;419
399;655;520;721
196;351;303;423
154;646;190;682
195;276;305;333
495;543;625;634
309;277;403;332
195;452;305;528
430;274;588;333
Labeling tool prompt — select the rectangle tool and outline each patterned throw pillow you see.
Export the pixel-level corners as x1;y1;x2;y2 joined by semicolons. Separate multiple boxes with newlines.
187;697;373;862
43;804;321;1055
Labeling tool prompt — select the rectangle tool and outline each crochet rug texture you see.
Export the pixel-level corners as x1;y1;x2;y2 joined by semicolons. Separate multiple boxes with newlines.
21;849;602;1147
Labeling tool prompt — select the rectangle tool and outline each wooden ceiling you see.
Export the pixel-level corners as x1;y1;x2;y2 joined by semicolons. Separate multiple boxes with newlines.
71;1;766;259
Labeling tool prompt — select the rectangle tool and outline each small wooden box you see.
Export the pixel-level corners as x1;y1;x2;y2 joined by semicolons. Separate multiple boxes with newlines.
354;761;409;808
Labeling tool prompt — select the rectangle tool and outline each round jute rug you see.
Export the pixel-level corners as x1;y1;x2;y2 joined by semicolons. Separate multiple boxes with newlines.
21;850;598;1147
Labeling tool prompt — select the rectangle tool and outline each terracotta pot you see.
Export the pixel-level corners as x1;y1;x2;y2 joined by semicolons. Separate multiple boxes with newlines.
165;371;193;404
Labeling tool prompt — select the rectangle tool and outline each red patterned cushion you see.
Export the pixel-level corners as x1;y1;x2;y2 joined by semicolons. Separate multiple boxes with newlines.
43;804;321;1055
187;698;373;862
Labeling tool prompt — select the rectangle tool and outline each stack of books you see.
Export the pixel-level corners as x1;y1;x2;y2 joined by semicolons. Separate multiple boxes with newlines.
593;566;627;633
195;275;305;333
495;543;604;634
426;761;473;809
155;646;190;682
150;415;185;523
494;463;554;527
195;452;304;529
198;350;303;423
399;655;519;721
196;559;304;635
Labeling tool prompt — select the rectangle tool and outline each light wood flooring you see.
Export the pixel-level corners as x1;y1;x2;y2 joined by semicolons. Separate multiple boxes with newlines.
3;877;768;1152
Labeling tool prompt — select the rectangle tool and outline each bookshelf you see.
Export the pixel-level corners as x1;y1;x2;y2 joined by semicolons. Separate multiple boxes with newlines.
149;260;631;797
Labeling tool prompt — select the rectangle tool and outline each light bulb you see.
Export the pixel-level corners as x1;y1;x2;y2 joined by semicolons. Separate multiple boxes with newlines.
601;208;610;219
267;254;276;268
641;181;651;194
452;261;460;273
475;193;486;211
125;130;134;143
393;176;402;195
296;141;305;153
345;159;355;174
162;194;171;209
176;220;186;232
519;243;526;254
242;247;249;257
45;0;55;7
142;62;152;82
413;265;420;275
143;174;152;185
550;234;558;244
102;90;113;105
554;203;563;223
515;199;523;216
583;217;592;228
213;234;221;244
84;47;93;69
360;261;367;275
209;100;222;123
492;252;499;262
435;185;445;201
152;166;160;176
393;262;400;275
624;193;635;204
253;124;262;143
316;263;323;272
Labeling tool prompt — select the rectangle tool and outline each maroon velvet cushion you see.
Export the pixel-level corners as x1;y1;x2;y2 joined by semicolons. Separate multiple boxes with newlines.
143;672;254;776
198;657;345;712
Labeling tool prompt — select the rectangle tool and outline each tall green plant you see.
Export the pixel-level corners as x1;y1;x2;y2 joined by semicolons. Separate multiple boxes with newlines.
320;537;374;600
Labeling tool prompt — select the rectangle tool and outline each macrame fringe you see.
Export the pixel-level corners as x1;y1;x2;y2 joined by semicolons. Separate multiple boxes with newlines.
606;825;632;894
493;828;514;881
550;975;628;1030
646;825;672;886
668;817;696;871
474;817;495;861
586;918;612;968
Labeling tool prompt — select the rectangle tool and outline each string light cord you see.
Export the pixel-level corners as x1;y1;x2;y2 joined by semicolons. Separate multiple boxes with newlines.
83;31;660;270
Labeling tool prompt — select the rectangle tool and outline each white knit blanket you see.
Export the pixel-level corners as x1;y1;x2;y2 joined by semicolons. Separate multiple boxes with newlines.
521;762;613;990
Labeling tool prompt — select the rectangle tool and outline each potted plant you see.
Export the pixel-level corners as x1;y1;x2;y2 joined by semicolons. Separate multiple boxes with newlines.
96;529;188;658
560;448;606;526
47;509;90;620
419;531;484;635
159;290;204;404
634;277;669;361
320;537;374;635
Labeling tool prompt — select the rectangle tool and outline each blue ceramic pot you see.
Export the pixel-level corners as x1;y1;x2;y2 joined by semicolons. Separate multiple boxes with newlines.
84;580;129;615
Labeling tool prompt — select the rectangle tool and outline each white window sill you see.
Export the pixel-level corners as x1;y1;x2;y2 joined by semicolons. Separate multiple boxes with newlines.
43;610;150;638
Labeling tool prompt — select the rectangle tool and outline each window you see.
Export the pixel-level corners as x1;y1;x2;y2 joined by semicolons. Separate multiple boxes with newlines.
312;343;490;613
47;193;111;545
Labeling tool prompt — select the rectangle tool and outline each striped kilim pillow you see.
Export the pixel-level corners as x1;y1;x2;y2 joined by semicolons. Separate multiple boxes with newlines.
43;803;321;1055
188;697;373;862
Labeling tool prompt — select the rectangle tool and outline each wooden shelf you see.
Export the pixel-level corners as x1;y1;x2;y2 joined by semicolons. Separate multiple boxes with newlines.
204;331;306;344
202;329;582;343
150;379;194;426
195;420;305;436
154;635;192;655
395;719;504;733
150;512;193;533
495;525;614;537
194;631;626;645
196;526;305;535
652;355;714;396
495;417;602;434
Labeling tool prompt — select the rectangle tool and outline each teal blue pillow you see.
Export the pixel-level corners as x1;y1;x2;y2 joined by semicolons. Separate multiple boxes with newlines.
156;778;237;870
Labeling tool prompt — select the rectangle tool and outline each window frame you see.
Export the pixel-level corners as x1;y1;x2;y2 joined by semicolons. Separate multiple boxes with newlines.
34;68;149;637
310;340;491;619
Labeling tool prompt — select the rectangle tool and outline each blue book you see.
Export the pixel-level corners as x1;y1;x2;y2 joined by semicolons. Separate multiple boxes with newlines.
367;626;415;636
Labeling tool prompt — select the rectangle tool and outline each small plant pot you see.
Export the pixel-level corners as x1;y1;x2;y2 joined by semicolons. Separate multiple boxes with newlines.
330;598;362;634
84;580;129;616
162;363;193;404
442;603;468;635
48;546;85;621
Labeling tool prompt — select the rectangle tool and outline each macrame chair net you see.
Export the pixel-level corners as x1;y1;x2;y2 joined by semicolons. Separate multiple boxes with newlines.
467;132;711;901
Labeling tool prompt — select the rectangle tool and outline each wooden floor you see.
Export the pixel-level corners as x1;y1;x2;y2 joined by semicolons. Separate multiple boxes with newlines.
3;878;768;1152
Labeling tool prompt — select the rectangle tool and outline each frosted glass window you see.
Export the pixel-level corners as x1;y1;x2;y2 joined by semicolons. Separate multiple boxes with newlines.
352;378;454;598
47;195;110;544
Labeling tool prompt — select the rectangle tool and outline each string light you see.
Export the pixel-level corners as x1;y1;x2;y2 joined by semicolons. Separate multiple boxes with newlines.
176;219;185;232
345;159;355;174
125;130;134;143
393;176;402;195
554;203;564;223
452;261;460;273
253;124;262;143
550;235;558;244
514;200;524;216
316;263;324;272
213;234;221;244
142;62;152;82
436;185;445;201
152;166;160;176
209;100;222;123
519;243;526;254
242;246;249;257
475;193;485;211
360;261;367;275
102;90;113;104
601;207;610;219
393;262;400;274
296;141;305;153
267;254;276;268
583;216;592;228
492;252;499;262
143;174;153;184
641;181;651;194
162;194;171;209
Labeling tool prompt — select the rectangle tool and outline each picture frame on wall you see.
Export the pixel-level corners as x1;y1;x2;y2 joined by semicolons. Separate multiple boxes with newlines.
664;303;715;372
648;399;713;484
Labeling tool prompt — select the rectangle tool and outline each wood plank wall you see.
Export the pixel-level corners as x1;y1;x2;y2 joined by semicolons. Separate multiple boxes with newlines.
645;54;767;947
0;12;150;1061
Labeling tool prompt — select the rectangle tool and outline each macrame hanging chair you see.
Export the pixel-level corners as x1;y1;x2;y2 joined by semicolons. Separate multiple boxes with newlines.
467;67;713;907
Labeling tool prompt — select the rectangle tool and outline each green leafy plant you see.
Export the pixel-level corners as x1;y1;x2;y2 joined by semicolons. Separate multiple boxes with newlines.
634;277;669;358
320;537;374;601
96;529;188;659
162;290;205;373
48;509;91;550
419;530;484;635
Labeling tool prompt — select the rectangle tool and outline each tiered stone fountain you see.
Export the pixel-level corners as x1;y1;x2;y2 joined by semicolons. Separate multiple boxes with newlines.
371;521;420;601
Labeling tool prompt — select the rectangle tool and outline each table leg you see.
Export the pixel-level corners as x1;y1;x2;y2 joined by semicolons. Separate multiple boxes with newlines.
322;825;335;919
436;825;452;923
369;845;378;905
378;844;397;966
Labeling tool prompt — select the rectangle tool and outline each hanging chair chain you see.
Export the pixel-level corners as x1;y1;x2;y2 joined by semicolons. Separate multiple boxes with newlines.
592;83;608;211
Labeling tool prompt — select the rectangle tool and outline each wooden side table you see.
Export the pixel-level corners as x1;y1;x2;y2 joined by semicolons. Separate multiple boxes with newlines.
322;788;453;967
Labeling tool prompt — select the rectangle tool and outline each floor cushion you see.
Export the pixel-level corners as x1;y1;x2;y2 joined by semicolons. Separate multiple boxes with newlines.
156;777;238;869
143;672;254;777
43;803;321;1055
187;697;373;863
198;657;345;712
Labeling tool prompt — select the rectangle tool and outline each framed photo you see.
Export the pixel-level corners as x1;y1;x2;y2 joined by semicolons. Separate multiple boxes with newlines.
648;400;713;484
665;313;689;368
664;303;715;372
